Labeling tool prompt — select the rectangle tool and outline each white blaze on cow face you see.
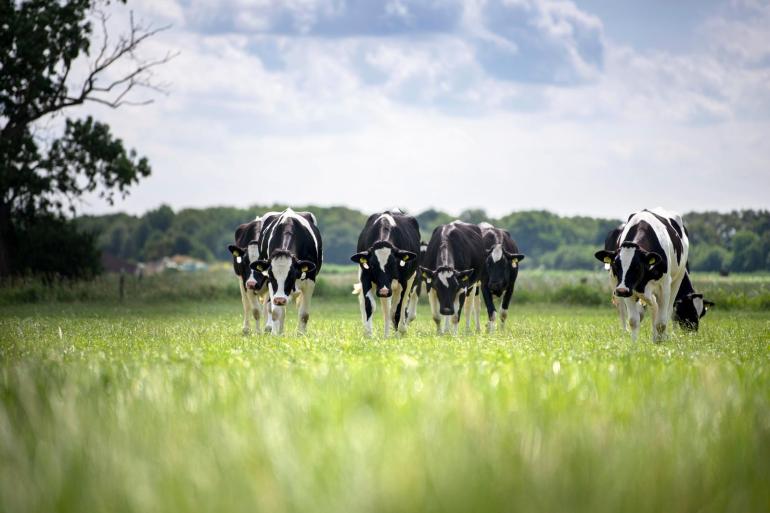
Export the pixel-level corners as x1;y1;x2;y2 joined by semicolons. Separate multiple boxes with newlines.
374;247;391;273
618;246;635;289
247;244;260;262
271;255;293;299
491;244;503;263
377;214;396;227
438;270;452;287
693;296;704;317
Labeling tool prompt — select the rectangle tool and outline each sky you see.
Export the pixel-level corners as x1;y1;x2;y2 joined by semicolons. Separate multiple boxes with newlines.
75;0;770;219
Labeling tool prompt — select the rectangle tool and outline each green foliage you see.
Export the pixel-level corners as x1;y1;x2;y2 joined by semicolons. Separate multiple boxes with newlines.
75;207;770;272
689;244;731;272
1;300;769;513
0;0;161;278
12;215;102;280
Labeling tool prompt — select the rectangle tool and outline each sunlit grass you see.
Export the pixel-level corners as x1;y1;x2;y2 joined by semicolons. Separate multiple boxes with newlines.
1;299;769;513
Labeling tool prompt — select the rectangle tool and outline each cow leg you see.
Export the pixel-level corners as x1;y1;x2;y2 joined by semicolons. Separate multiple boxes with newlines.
271;304;285;335
358;281;375;336
391;280;403;331
407;277;421;324
380;292;392;338
238;279;252;335
481;285;497;333
450;293;464;336
625;298;641;342
406;287;418;324
473;286;481;333
429;289;442;334
652;278;672;342
463;286;474;332
262;293;273;333
500;284;515;329
297;279;315;334
396;276;414;334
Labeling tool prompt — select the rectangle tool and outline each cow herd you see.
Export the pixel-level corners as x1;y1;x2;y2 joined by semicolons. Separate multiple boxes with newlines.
229;207;713;341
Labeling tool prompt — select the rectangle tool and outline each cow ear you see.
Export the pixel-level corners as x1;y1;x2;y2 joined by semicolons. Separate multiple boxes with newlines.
395;249;417;267
594;250;614;264
507;252;525;268
228;245;245;258
419;266;434;282
351;251;370;269
456;269;474;282
703;300;715;309
645;251;663;267
296;260;316;279
250;260;270;272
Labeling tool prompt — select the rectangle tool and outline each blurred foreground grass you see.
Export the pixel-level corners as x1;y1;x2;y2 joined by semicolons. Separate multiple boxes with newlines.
1;299;769;513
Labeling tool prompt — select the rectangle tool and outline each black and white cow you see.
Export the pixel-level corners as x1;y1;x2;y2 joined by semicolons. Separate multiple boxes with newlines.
420;221;484;335
600;222;645;331
594;208;689;342
350;212;420;336
249;208;322;335
227;214;276;334
674;271;715;331
478;222;525;333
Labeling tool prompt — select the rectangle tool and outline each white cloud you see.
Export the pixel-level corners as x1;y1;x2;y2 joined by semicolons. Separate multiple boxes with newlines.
67;0;770;218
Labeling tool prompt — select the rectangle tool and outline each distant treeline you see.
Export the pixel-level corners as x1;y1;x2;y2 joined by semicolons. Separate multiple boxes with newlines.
76;206;770;272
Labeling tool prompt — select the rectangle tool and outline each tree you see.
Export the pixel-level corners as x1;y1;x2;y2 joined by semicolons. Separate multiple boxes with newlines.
0;0;173;276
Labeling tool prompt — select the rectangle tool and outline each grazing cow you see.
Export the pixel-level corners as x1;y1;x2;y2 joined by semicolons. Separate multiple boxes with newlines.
350;212;420;336
478;222;525;333
594;209;689;342
420;221;484;335
673;271;715;331
250;208;323;335
227;214;276;334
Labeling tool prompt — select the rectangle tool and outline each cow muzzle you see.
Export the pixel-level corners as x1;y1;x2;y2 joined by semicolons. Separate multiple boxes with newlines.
614;287;632;298
273;296;287;306
440;306;454;315
246;279;258;290
377;287;391;298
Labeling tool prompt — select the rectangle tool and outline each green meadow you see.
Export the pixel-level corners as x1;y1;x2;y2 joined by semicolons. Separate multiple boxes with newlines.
1;278;769;512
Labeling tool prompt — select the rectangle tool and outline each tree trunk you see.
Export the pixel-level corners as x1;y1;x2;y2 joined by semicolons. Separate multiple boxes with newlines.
0;199;14;277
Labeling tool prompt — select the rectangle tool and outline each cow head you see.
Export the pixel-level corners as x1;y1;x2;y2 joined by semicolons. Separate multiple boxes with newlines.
350;240;416;298
250;249;316;306
594;242;664;297
485;244;525;296
228;241;266;293
420;265;473;315
674;293;715;331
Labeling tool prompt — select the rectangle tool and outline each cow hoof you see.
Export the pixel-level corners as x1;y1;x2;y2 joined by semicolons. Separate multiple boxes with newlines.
242;327;250;335
263;325;272;334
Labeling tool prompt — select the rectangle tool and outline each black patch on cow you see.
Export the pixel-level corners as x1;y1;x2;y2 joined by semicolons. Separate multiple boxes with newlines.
351;212;420;300
255;210;323;298
645;210;684;264
479;224;524;320
421;221;484;314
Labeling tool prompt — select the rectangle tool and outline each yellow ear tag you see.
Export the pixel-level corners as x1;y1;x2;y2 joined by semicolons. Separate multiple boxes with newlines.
301;266;309;273
422;272;428;279
360;258;367;264
603;257;611;264
512;259;518;268
461;276;469;282
256;265;264;272
402;255;409;261
232;251;239;257
648;257;656;265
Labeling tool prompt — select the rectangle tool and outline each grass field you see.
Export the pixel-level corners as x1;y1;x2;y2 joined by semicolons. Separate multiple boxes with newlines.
1;294;769;513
